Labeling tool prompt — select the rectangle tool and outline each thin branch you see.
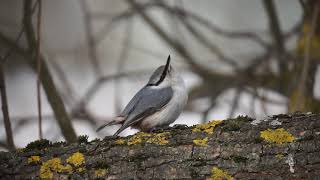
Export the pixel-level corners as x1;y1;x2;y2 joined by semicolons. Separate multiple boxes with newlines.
46;55;78;105
80;0;103;76
0;0;78;142
228;87;242;118
151;2;269;48
262;0;286;72
127;0;215;80
179;17;238;68
0;62;15;151
201;98;215;123
36;0;43;140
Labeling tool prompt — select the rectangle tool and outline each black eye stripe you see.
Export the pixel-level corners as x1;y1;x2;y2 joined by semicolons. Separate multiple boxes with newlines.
155;55;170;85
147;55;171;86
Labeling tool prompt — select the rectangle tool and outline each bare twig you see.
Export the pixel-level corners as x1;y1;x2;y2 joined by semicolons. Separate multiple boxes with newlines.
127;0;215;80
0;62;15;150
201;98;215;123
262;0;286;73
80;0;103;76
4;0;78;142
151;2;269;48
36;0;43;140
228;87;242;118
46;55;77;105
180;17;238;68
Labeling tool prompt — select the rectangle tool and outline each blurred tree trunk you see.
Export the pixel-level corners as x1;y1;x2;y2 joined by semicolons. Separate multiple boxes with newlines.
19;0;77;143
0;113;319;179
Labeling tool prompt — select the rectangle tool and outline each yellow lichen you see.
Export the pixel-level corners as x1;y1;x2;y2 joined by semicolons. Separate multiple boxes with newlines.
260;128;295;145
126;132;169;145
115;139;126;145
146;132;169;145
94;168;108;178
207;167;233;180
127;132;151;145
193;137;209;146
66;152;85;167
28;155;41;164
77;167;85;173
276;153;284;160
193;120;222;134
39;158;72;179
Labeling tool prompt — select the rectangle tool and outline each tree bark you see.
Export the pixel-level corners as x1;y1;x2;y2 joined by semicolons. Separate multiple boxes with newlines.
0;112;320;179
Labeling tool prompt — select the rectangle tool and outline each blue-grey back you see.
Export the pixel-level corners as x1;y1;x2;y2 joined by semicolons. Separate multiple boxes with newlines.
120;86;173;119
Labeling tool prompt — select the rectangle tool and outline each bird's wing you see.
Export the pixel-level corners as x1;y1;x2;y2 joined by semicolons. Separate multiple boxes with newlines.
113;86;173;136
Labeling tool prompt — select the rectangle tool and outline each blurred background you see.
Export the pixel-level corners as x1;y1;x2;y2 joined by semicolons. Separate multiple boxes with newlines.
0;0;319;150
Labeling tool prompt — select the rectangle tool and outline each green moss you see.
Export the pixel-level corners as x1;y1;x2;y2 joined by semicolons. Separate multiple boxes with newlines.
77;135;89;144
235;115;253;122
94;160;109;169
254;137;264;143
231;155;248;163
297;134;314;142
25;139;51;150
222;119;241;131
51;141;67;147
221;116;252;132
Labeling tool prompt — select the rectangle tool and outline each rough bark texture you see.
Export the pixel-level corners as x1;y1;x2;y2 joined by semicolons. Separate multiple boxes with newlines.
0;112;320;179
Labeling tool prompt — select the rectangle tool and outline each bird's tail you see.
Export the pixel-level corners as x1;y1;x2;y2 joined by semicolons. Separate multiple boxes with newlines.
96;116;125;132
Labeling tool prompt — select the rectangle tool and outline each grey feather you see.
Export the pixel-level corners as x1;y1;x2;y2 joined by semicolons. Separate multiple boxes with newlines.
147;66;165;85
113;86;173;136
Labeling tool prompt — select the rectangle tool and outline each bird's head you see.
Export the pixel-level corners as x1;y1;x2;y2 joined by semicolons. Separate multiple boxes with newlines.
147;55;173;87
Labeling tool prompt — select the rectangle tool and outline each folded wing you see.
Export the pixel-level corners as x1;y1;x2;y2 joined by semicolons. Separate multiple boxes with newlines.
114;86;173;136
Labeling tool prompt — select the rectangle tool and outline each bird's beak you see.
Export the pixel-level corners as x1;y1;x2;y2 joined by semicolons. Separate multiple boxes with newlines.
162;55;171;75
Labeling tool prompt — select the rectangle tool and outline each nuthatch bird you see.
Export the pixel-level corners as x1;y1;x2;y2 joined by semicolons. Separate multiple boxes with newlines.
97;55;188;136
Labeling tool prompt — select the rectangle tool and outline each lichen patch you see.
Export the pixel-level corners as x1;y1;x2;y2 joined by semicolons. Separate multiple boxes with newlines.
39;158;72;179
66;152;85;167
28;155;41;164
193;137;208;146
193;120;222;134
260;128;295;144
207;166;233;180
94;168;108;178
124;132;169;146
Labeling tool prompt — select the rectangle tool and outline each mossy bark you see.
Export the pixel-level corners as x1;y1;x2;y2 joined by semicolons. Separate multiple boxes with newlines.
0;113;320;179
